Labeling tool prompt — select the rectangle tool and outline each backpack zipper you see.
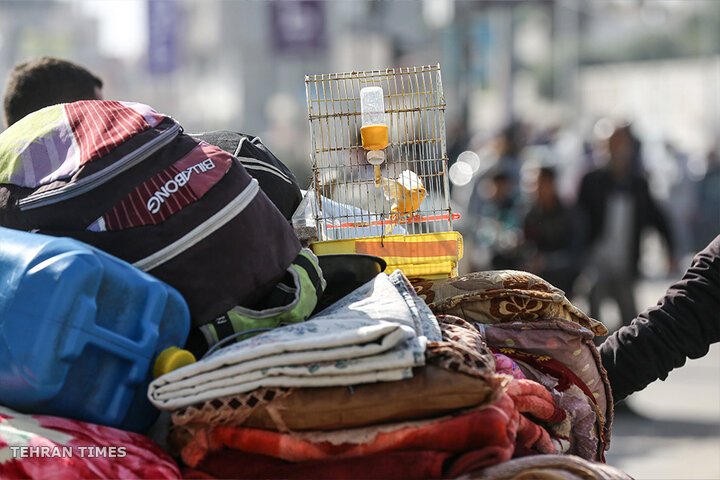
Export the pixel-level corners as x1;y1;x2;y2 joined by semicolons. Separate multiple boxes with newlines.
133;178;260;272
18;122;182;211
238;157;293;184
232;136;293;184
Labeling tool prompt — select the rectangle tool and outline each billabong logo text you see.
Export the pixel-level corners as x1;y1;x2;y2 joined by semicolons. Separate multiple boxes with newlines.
146;159;215;214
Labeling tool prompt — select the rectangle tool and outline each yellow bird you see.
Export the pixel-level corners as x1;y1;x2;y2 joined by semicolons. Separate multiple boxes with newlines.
380;169;427;234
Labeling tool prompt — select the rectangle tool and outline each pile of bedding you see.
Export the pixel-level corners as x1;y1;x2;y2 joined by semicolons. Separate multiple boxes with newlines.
148;269;620;479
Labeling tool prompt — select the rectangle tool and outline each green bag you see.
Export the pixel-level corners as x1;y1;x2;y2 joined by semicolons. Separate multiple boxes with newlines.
191;248;325;355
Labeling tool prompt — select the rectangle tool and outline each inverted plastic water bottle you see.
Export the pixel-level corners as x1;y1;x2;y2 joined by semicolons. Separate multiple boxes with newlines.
360;86;388;185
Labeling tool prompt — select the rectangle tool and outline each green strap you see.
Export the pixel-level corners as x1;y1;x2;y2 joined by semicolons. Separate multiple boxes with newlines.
293;251;324;293
200;249;325;350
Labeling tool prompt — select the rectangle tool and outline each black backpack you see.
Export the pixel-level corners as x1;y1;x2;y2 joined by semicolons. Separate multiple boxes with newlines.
191;131;302;220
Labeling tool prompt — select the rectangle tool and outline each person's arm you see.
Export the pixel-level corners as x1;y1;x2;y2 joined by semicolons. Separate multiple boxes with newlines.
599;235;720;402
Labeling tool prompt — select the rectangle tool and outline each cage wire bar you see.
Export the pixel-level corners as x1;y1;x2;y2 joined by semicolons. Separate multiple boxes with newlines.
305;64;454;241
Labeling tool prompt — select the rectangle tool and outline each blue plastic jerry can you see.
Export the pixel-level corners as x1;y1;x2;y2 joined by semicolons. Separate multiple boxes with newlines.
0;227;191;432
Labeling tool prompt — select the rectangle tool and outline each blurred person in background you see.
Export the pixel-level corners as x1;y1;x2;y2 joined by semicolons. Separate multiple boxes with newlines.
462;122;529;271
576;123;675;332
664;141;698;260
491;121;526;196
520;166;582;295
3;56;103;128
693;148;720;251
466;167;524;271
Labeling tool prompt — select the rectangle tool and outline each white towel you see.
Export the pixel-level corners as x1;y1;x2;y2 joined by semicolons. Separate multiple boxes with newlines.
148;270;440;410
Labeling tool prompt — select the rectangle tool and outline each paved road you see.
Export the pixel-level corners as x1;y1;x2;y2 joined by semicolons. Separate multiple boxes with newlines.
598;278;720;480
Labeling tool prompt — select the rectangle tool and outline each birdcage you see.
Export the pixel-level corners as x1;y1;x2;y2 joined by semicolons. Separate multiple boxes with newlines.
305;64;463;279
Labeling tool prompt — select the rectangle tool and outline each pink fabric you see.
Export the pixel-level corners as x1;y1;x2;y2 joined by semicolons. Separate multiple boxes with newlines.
0;406;180;479
493;353;526;379
505;378;563;457
515;414;558;455
507;378;567;424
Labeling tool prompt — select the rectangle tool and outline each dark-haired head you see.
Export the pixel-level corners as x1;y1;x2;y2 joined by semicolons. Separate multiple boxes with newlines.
3;56;103;127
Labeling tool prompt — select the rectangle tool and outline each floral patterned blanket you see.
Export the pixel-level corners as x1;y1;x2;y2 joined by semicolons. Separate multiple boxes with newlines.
413;270;607;336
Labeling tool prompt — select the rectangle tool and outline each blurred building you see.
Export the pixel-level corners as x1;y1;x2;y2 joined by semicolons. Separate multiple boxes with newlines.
0;0;718;188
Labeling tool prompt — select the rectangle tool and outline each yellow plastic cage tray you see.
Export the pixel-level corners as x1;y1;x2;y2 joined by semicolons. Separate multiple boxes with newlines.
311;231;463;280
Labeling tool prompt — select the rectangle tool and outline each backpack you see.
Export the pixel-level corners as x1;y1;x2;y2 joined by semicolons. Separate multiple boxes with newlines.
0;100;304;335
190;130;302;220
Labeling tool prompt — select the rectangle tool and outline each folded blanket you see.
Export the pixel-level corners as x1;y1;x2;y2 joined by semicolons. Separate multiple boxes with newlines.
179;393;519;468
185;444;528;480
413;270;607;336
149;271;440;410
170;366;502;433
183;449;452;479
178;392;566;478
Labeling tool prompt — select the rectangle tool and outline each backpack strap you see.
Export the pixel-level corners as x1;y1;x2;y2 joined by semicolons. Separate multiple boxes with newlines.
193;248;326;356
